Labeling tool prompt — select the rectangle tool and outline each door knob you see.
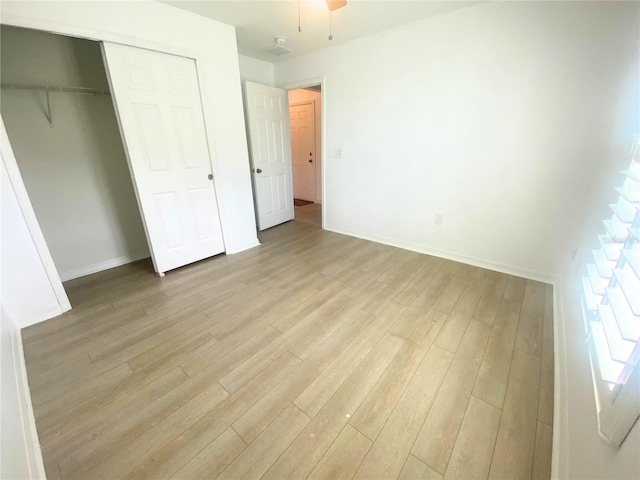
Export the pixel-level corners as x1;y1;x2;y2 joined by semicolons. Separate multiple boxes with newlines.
253;168;262;173
208;174;213;180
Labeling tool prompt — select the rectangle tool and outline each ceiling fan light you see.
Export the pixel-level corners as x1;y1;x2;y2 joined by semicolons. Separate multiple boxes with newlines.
326;0;347;12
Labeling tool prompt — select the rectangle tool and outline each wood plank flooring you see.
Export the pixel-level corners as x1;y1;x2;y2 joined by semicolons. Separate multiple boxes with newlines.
23;217;554;479
295;203;322;227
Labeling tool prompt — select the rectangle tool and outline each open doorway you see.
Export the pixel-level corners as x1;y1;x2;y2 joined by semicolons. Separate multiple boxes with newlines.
288;86;322;227
243;80;324;232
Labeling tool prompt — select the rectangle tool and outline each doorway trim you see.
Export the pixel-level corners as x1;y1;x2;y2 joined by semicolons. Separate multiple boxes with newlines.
289;99;317;203
279;77;326;230
1;119;71;316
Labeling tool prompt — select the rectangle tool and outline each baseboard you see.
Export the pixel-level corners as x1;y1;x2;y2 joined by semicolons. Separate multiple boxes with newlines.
551;283;569;479
225;239;261;255
324;223;556;284
14;329;46;479
17;304;65;329
59;251;150;281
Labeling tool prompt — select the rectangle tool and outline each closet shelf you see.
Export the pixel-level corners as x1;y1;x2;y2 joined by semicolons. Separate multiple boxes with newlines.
1;82;111;127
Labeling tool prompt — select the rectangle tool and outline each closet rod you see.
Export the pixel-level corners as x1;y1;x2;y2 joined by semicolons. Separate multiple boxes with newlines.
0;83;111;96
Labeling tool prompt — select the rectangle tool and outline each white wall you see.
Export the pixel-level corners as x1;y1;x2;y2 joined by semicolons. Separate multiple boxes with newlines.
1;26;149;281
289;88;322;204
0;309;46;479
238;54;274;85
275;1;637;282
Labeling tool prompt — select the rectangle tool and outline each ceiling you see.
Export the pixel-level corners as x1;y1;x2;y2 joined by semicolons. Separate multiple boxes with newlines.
161;1;481;62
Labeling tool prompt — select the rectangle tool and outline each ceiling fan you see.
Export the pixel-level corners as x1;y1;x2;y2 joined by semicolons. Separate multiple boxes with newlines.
295;0;348;40
275;0;347;55
326;0;347;11
325;0;347;40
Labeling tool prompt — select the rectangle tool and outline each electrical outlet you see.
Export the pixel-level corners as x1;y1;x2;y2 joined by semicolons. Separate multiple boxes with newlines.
333;148;342;160
434;214;443;226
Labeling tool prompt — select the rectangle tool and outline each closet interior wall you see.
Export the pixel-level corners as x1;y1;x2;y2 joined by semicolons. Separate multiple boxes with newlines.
0;26;149;282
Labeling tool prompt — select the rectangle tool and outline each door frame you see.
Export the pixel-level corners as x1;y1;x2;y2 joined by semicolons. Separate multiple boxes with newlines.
289;99;316;203
1;119;72;316
280;77;326;230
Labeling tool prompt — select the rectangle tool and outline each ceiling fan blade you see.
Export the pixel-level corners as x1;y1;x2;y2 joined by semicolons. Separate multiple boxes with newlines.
326;0;347;12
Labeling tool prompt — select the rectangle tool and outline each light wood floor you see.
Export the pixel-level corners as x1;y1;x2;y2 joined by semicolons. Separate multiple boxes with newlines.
295;202;322;227
24;219;554;480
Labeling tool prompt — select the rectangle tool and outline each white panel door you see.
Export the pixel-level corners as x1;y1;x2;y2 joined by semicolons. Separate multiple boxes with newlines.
244;82;294;231
290;102;316;202
102;42;224;275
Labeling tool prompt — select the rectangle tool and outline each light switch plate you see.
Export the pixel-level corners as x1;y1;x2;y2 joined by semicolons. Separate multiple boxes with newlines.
333;148;342;159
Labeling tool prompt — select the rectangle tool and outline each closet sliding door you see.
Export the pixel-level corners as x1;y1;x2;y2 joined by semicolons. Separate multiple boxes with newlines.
101;43;224;276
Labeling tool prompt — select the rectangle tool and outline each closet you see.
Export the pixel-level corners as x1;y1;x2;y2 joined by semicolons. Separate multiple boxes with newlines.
1;25;150;283
1;26;225;292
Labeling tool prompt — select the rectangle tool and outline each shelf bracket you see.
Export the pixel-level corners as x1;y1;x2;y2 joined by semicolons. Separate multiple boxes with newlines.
45;89;53;128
